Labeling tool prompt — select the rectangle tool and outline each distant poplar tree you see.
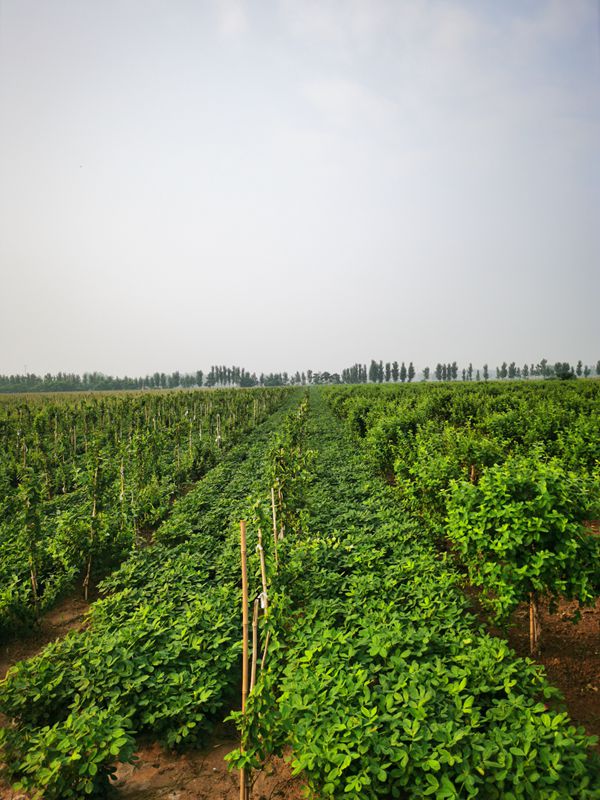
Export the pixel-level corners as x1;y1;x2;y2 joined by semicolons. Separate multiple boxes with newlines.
385;362;391;382
435;363;443;381
378;361;384;383
476;369;480;381
462;368;466;381
423;366;430;381
442;364;448;381
522;364;529;379
407;362;415;382
508;362;516;379
400;362;407;382
584;365;591;377
392;361;399;382
467;362;473;381
500;362;508;379
368;360;378;383
596;361;600;376
576;360;583;377
451;362;458;380
483;364;489;381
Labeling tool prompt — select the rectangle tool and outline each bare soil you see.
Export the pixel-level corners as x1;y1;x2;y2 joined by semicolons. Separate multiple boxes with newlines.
466;590;600;750
113;731;305;800
0;595;90;681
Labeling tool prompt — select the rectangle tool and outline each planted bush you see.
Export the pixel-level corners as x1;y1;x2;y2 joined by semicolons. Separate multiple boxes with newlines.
447;455;600;651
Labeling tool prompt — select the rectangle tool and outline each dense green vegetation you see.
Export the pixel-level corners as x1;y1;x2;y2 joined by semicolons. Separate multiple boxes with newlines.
1;382;598;798
230;389;599;799
0;388;289;640
325;380;600;646
0;390;301;798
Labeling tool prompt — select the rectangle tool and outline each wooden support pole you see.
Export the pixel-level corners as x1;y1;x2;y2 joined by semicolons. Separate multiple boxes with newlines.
529;592;541;656
250;598;259;692
240;520;249;800
270;487;279;567
257;529;269;615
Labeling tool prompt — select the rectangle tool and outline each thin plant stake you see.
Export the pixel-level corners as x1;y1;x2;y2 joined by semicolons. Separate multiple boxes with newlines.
260;631;270;671
529;592;541;656
278;487;285;539
270;487;279;566
257;529;269;614
250;598;259;691
240;520;249;800
257;528;270;672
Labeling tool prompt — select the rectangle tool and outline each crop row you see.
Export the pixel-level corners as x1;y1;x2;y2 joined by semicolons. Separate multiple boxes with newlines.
232;389;599;798
0;388;289;640
325;381;600;642
0;390;302;798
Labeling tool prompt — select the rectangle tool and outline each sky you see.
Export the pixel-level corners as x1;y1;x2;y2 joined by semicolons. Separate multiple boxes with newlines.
0;0;599;376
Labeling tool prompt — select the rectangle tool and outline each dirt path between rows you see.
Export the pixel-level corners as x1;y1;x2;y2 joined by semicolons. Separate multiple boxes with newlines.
0;595;90;682
114;732;305;800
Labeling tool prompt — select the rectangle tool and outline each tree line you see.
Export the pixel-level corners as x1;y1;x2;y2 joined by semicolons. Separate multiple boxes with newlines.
0;359;598;393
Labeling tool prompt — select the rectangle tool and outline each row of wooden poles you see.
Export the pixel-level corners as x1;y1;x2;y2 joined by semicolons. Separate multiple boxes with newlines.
239;488;283;799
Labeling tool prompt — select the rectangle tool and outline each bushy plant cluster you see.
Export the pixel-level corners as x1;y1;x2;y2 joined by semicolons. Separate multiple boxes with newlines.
327;381;600;624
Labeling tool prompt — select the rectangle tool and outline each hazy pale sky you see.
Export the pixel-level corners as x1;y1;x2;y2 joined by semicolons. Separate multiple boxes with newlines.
1;0;599;376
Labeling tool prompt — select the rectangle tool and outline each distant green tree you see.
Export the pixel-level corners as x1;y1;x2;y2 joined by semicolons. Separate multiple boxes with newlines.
508;362;516;380
423;366;430;381
400;362;407;383
467;362;473;381
368;361;378;383
391;361;399;382
451;362;458;380
483;364;489;381
576;360;583;377
584;365;591;378
435;363;442;381
522;364;529;379
554;362;575;380
500;362;508;379
385;362;391;382
407;362;415;382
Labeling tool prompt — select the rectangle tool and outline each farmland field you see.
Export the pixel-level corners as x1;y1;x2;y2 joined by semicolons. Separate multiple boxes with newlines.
0;382;599;799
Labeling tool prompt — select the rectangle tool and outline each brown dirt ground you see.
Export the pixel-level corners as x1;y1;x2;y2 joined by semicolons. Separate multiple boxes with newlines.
0;595;90;682
113;731;306;800
465;590;600;751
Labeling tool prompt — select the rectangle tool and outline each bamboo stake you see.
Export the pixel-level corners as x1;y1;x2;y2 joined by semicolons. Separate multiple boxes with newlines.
257;529;269;614
240;521;249;800
278;488;285;539
260;631;271;671
529;592;541;655
270;487;279;566
250;598;259;692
